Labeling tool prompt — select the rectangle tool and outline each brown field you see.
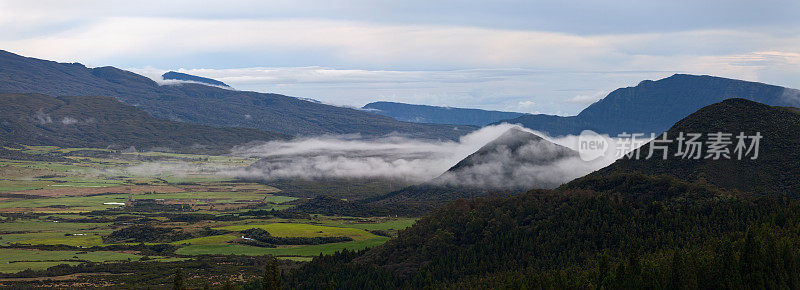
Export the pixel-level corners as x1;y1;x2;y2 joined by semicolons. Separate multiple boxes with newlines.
0;207;89;213
7;185;185;197
0;272;128;282
177;182;280;193
0;165;52;178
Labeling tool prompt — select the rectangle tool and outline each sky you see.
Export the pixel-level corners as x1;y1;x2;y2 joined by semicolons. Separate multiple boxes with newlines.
1;0;798;115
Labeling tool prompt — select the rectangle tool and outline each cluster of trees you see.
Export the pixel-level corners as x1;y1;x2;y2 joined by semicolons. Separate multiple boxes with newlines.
240;228;353;246
281;172;800;288
240;208;310;219
446;227;800;289
103;224;193;243
1;255;280;288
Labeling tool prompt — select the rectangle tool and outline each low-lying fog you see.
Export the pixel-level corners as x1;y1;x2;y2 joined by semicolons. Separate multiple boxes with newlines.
110;124;634;190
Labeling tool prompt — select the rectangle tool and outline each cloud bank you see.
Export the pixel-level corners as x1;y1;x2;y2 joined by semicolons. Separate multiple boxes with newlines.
226;124;623;189
106;124;636;190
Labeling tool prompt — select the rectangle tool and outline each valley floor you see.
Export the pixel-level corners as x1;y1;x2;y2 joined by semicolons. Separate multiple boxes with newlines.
0;146;414;287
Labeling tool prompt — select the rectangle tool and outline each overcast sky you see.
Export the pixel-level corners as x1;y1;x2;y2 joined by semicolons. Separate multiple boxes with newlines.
1;0;798;115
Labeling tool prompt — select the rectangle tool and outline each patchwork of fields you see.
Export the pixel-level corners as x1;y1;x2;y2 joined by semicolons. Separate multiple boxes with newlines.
0;146;415;283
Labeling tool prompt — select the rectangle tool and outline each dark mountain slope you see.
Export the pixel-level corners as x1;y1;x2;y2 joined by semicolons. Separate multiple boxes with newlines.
0;50;472;139
0;93;287;152
363;101;525;126
288;172;800;288
285;99;800;288
498;74;800;136
162;71;230;87
583;98;800;196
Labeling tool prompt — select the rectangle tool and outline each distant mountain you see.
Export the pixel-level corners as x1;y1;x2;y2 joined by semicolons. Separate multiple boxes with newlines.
366;128;580;215
0;50;472;139
162;71;230;87
577;98;800;196
0;93;287;152
363;101;526;126
497;74;800;136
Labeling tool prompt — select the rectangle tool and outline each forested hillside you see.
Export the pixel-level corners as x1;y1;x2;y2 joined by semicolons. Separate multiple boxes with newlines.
283;99;800;288
0;93;287;152
595;98;800;196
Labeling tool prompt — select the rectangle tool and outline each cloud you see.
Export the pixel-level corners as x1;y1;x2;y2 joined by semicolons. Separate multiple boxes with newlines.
32;109;52;124
126;66;672;115
781;88;800;107
60;116;78;125
107;124;641;190
226;125;518;182
564;91;607;105
2;5;798;115
225;124;623;189
431;128;623;189
102;161;237;178
517;100;536;108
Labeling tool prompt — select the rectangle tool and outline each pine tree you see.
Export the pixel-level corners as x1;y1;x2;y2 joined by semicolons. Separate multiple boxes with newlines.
173;268;185;290
669;250;684;290
263;257;282;290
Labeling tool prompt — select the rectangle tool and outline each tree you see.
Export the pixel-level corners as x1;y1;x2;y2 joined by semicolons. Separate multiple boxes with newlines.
669;250;684;290
173;268;185;290
263;257;282;290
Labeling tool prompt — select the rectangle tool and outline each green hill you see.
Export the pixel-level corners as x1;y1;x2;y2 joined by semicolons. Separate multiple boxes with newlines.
0;93;287;152
591;98;800;196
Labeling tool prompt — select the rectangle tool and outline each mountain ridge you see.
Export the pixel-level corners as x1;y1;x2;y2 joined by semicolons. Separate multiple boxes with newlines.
496;74;799;136
363;101;526;126
162;71;230;87
0;50;473;140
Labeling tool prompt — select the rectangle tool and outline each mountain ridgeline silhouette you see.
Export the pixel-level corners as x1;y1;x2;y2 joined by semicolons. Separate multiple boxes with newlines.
0;50;472;139
494;74;800;136
162;71;230;87
363;101;525;126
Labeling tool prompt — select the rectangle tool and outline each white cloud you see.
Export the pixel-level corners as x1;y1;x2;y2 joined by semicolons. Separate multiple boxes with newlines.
564;91;607;105
60;117;78;125
225;123;620;189
1;7;798;114
517;100;536;108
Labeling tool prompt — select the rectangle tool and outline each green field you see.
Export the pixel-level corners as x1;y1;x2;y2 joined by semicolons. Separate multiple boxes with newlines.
0;248;165;273
314;218;417;231
214;223;376;240
175;236;390;257
0;146;404;279
0;194;129;211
